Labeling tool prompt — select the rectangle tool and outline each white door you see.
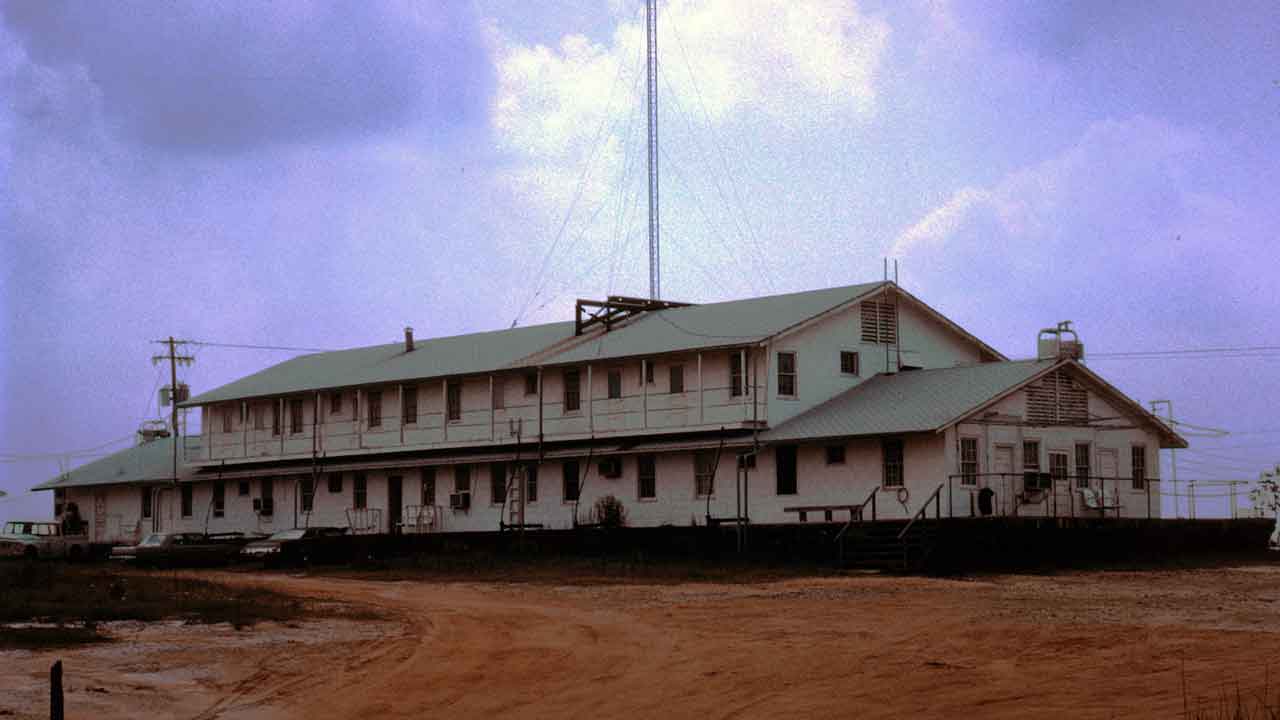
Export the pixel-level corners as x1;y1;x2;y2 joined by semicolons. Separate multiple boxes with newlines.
1098;449;1118;483
993;445;1014;515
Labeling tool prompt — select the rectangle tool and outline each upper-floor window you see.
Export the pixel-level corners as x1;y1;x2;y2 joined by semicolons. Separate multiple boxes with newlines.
271;401;281;436
289;398;304;434
524;372;538;396
860;300;898;344
644;360;655;385
446;381;462;422
607;369;622;399
840;351;860;376
825;444;846;466
223;405;234;433
253;405;265;431
402;384;418;425
564;369;581;412
329;391;343;415
367;391;383;428
1131;445;1147;490
493;377;505;410
730;352;745;397
882;438;904;487
777;352;797;397
669;364;684;394
960;437;978;485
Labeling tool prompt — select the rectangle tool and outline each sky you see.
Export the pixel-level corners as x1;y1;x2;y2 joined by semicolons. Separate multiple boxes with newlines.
2;0;1278;521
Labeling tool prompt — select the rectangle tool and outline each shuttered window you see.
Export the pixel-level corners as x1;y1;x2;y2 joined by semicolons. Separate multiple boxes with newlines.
1026;370;1089;425
860;301;898;344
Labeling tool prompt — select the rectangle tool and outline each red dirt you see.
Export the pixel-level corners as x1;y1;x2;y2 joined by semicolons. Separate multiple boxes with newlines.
4;565;1280;719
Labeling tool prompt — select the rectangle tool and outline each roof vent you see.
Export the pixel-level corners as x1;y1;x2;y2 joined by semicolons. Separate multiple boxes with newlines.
405;327;415;352
1037;321;1084;361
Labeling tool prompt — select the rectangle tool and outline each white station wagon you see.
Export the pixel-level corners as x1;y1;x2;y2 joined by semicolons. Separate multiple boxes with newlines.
0;520;91;560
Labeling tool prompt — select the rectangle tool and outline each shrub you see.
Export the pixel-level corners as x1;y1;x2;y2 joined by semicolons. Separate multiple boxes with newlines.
593;495;628;529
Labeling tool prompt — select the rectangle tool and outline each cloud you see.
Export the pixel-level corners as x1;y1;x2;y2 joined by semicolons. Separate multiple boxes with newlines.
0;1;493;152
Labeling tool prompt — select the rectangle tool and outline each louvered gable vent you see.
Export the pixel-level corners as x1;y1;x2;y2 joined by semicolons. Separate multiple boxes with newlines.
860;301;897;345
1026;370;1088;425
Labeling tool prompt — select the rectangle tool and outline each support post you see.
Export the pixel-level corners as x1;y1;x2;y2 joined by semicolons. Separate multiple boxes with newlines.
697;353;704;424
441;379;448;443
586;365;594;434
50;660;64;720
489;375;495;441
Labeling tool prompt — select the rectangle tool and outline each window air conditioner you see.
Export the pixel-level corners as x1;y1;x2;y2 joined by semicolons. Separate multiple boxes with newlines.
598;458;622;479
449;492;471;511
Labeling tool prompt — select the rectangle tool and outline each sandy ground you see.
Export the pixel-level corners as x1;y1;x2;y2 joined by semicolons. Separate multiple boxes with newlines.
4;565;1280;719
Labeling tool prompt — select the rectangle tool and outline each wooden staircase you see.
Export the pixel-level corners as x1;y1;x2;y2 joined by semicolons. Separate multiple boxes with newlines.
838;519;941;571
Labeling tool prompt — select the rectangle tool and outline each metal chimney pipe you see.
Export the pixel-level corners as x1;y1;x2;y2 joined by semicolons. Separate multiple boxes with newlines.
404;327;414;352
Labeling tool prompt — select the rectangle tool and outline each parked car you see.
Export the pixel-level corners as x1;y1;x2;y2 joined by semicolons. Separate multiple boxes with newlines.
111;531;261;567
0;520;92;560
240;527;351;567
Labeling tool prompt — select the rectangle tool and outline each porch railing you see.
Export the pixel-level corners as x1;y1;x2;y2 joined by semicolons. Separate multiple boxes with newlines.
944;473;1158;520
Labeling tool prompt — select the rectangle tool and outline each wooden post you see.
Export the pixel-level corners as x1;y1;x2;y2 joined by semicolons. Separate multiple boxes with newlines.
50;660;63;720
697;353;704;424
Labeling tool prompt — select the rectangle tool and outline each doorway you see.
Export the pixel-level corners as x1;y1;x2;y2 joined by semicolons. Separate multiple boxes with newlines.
993;445;1014;515
388;476;403;534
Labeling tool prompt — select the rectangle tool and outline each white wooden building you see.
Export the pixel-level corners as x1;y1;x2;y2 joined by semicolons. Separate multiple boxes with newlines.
34;282;1185;540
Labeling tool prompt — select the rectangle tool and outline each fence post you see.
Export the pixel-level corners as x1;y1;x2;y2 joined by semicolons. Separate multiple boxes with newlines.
51;660;63;720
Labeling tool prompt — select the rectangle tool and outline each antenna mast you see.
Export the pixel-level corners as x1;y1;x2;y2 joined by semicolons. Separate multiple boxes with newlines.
646;0;661;299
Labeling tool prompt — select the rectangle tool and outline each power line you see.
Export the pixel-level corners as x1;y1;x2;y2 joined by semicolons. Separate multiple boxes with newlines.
0;434;134;461
190;341;336;353
1091;344;1280;357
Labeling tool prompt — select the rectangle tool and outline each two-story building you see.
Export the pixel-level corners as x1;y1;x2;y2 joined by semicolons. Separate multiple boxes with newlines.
35;281;1185;540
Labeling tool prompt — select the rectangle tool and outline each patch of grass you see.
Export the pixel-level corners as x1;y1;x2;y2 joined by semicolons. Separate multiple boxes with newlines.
0;562;375;645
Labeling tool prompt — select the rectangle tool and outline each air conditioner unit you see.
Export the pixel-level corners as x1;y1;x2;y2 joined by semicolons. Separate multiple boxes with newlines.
598;458;622;478
449;492;471;511
254;498;274;516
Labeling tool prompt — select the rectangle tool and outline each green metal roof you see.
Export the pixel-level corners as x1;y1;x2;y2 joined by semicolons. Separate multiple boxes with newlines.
531;282;889;366
31;437;197;491
185;321;576;406
761;359;1057;443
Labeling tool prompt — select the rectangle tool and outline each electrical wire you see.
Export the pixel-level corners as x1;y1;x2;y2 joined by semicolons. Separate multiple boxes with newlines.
189;341;335;353
1091;344;1280;357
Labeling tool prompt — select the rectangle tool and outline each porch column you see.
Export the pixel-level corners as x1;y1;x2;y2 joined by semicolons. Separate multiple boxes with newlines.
697;353;704;424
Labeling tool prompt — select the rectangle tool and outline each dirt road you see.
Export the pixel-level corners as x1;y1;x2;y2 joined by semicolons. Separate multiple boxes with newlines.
5;566;1280;719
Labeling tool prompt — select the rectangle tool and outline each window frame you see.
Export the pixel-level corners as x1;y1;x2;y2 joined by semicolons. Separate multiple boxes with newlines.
289;397;304;435
367;391;383;428
824;444;846;466
960;437;979;486
607;368;623;400
253;405;265;431
353;473;368;510
446;381;462;422
669;364;685;394
777;351;797;397
402;384;418;425
695;450;717;498
212;480;225;518
300;476;315;513
492;377;505;410
327;472;343;494
271;401;281;436
421;467;436;506
776;445;798;495
840;350;861;376
525;463;539;503
237;480;251;497
644;360;655;385
1074;443;1091;489
524;372;538;396
180;483;193;518
882;438;905;488
1131;445;1148;490
141;487;153;519
1048;451;1070;489
329;391;343;415
637;454;657;500
729;352;745;397
222;405;234;433
563;369;581;413
562;460;580;503
490;462;508;506
454;465;471;494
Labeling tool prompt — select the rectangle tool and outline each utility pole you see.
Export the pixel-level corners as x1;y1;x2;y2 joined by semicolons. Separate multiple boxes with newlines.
1150;400;1178;518
646;0;661;300
153;338;195;487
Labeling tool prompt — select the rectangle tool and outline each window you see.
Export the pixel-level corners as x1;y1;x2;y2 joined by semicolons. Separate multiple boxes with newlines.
212;480;225;518
563;369;581;412
180;484;193;517
446;381;462;421
238;480;250;497
402;385;417;425
301;477;315;513
290;398;304;434
493;377;505;410
1132;445;1147;490
421;467;436;506
222;405;234;433
1023;439;1047;491
644;360;654;384
737;452;757;470
669;364;684;394
840;351;860;376
454;465;471;494
1049;452;1069;489
353;474;367;509
253;405;265;431
860;300;897;344
730;352;745;397
1026;370;1089;425
525;463;539;503
271;401;281;436
327;472;343;494
960;437;978;486
260;478;274;517
367;391;383;428
490;462;508;505
695;451;717;497
638;454;657;499
825;444;846;466
524;372;538;396
330;391;343;415
1075;443;1091;489
777;352;797;397
141;487;152;519
882;438;904;487
607;369;622;399
562;460;580;502
776;445;798;495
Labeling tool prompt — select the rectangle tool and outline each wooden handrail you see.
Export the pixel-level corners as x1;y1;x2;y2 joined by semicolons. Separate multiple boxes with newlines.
897;483;944;541
834;486;880;544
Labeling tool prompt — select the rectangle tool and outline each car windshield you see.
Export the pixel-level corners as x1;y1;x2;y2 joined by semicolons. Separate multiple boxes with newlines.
269;529;307;541
139;534;167;546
